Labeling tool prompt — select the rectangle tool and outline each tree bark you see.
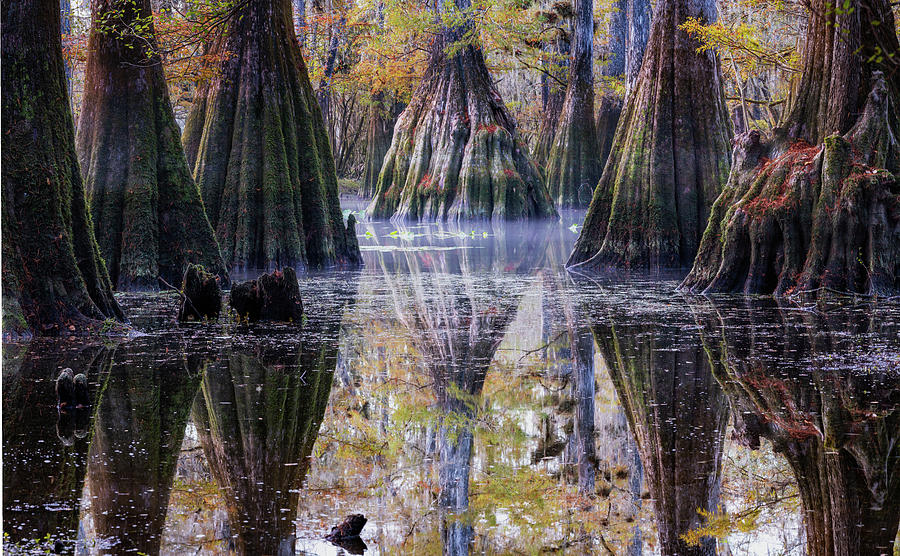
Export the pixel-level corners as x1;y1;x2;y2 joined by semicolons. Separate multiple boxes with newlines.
360;93;403;199
692;297;900;555
568;0;731;269
544;0;602;208
589;307;728;555
1;0;125;337
182;0;361;272
365;0;556;222
77;0;228;292
532;1;570;168
681;0;900;297
595;0;650;184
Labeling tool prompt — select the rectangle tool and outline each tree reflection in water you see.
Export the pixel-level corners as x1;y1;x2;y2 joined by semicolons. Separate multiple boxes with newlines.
692;297;900;556
85;335;209;555
191;285;356;555
375;222;549;555
585;285;729;556
2;342;113;553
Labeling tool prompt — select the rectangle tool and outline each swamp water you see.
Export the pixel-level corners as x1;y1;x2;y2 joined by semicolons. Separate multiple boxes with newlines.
3;210;899;555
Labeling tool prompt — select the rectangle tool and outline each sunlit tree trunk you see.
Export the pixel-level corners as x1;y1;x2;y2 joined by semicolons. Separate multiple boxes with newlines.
544;0;601;208
182;0;360;272
693;298;900;555
681;0;900;297
1;0;124;337
366;0;556;222
569;0;731;269
77;0;227;291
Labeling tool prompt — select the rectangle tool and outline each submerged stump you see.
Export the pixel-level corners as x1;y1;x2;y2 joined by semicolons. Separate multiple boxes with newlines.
229;268;303;323
178;265;223;322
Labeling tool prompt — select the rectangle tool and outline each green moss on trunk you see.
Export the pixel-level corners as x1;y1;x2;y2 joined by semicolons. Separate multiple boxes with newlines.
567;0;731;269
77;0;227;291
182;0;360;272
1;0;124;337
366;1;556;222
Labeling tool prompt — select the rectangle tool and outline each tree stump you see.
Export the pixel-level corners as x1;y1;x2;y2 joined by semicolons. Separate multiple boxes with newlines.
178;265;223;322
325;514;367;541
229;268;303;323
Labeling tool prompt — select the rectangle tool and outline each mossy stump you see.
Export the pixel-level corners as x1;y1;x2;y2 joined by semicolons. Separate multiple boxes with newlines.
178;265;223;322
229;268;303;323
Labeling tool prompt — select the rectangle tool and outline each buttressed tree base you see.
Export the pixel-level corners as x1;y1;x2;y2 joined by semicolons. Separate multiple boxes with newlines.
183;0;361;273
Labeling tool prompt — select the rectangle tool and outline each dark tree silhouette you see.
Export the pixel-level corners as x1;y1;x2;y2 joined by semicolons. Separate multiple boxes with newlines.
2;0;124;336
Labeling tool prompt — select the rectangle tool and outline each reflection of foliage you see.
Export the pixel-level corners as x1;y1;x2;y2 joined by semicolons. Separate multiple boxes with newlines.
692;297;900;555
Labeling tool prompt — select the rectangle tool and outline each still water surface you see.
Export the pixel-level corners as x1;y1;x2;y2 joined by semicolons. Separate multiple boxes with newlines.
3;211;899;555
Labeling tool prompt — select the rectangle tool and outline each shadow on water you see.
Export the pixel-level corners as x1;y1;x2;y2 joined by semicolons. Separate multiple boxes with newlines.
2;342;113;553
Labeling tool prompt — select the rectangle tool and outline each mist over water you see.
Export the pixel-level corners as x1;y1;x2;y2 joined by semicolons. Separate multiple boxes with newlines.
4;211;898;555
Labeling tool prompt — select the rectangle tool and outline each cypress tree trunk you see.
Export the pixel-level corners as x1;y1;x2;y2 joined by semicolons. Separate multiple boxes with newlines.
1;0;125;337
544;0;602;208
681;0;900;297
360;93;402;199
76;0;227;291
693;298;900;555
595;0;650;170
589;309;728;555
182;0;361;272
568;0;731;269
365;0;556;222
87;339;204;554
532;1;570;169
